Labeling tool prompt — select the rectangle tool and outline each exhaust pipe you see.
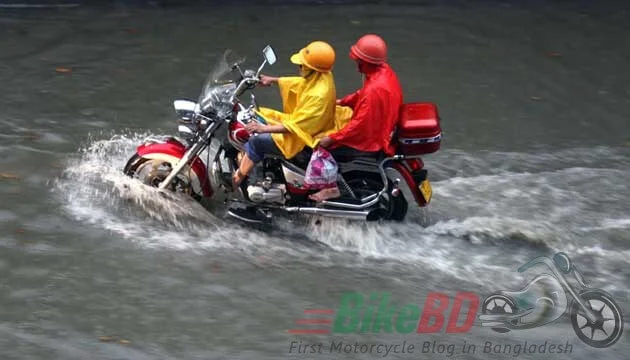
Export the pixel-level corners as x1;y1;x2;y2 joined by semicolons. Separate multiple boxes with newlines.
284;207;381;221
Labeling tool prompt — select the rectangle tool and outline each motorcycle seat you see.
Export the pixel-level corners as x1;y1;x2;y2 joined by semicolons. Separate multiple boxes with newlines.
330;148;384;164
272;148;383;169
286;148;312;169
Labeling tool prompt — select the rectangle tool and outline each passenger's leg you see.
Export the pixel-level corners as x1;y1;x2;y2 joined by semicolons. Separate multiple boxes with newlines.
310;146;381;202
308;147;346;202
309;186;341;202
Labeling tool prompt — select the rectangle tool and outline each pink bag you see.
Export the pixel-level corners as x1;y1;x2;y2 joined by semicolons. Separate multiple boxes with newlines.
304;147;338;189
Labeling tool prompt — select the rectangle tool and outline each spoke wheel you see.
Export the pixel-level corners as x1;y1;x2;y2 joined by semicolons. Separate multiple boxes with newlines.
482;294;518;333
124;154;199;199
344;173;408;221
570;290;624;348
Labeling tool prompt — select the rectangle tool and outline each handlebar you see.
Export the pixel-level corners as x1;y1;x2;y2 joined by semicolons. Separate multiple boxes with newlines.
230;74;260;103
517;256;553;273
518;253;589;288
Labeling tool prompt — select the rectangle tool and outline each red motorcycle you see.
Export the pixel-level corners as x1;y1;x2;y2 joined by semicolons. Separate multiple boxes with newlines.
123;46;442;224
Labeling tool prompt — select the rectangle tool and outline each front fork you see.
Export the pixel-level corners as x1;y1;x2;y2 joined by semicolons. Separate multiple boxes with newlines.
158;120;221;191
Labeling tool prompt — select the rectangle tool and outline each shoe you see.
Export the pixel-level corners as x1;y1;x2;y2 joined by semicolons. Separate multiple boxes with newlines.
308;186;341;202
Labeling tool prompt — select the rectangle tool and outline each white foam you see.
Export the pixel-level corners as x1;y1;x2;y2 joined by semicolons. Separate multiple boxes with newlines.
51;135;630;289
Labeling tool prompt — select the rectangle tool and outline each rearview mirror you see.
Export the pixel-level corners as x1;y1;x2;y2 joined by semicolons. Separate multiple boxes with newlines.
262;45;277;65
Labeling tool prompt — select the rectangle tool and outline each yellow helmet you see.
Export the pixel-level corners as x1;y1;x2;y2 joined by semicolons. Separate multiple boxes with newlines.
290;41;336;73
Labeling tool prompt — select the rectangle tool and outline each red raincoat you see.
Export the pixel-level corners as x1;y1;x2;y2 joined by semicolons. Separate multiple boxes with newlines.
329;63;403;156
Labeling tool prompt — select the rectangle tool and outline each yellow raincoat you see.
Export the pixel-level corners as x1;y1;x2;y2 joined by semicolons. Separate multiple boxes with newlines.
257;72;353;159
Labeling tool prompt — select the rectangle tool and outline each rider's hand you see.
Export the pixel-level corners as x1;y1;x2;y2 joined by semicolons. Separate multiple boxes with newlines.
318;136;334;148
259;75;276;87
245;122;265;134
335;99;342;105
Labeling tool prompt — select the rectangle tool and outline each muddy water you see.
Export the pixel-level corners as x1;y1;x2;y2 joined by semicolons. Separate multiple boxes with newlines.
1;2;629;359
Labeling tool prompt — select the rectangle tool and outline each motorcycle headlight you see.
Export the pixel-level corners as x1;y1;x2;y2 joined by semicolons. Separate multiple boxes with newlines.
175;108;195;122
178;119;199;142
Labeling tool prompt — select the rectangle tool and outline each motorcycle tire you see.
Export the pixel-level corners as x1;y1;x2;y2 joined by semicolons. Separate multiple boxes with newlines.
482;293;518;333
123;153;202;201
344;171;408;221
570;289;624;348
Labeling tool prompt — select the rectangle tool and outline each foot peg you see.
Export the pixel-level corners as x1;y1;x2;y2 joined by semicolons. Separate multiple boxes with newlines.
227;206;271;224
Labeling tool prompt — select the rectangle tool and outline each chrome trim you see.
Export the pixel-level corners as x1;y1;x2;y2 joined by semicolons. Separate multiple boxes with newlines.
178;125;194;134
284;207;370;220
227;209;265;224
385;167;417;205
141;135;170;145
321;156;392;210
280;159;306;175
362;193;378;202
174;100;197;112
212;158;223;189
158;120;221;190
398;132;442;145
321;195;380;210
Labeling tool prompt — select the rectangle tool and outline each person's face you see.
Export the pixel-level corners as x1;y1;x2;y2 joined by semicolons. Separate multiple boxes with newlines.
354;59;366;74
298;64;313;77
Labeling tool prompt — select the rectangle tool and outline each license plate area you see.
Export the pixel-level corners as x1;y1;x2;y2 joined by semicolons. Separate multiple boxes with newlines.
419;179;432;203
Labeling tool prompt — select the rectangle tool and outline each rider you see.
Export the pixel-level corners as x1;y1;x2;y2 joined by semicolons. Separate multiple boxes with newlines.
310;34;404;202
232;41;342;188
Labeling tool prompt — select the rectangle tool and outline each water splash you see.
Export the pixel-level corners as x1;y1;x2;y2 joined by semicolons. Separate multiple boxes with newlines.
51;133;630;287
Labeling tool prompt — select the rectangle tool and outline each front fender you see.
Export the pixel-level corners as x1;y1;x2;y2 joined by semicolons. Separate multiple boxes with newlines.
136;137;212;197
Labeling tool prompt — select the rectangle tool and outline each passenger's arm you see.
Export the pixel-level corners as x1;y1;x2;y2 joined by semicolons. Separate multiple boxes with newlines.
338;90;360;108
329;90;381;143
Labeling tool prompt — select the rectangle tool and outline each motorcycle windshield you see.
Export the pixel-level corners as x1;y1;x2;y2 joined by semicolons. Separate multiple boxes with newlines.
198;49;244;118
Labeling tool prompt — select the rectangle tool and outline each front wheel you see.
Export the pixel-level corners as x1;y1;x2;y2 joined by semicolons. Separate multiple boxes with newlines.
123;153;201;200
570;290;624;348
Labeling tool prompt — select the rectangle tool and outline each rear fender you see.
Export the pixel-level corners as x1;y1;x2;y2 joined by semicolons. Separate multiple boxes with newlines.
136;137;212;197
385;161;429;207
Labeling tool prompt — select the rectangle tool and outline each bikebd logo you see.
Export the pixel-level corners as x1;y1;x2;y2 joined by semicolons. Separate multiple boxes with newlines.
479;252;624;348
288;291;479;335
289;252;624;348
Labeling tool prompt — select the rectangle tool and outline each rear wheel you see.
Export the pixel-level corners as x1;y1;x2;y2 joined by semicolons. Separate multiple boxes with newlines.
344;172;408;221
482;294;517;333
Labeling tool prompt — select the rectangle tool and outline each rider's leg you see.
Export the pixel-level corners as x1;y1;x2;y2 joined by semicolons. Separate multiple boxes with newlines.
233;154;255;187
233;134;281;187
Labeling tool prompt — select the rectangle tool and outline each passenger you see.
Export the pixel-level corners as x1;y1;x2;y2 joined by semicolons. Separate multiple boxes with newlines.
310;34;403;202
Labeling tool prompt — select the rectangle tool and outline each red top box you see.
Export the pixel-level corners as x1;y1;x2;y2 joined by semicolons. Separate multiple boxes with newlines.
396;103;442;155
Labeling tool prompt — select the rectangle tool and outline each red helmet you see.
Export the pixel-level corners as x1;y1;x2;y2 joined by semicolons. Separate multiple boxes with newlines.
350;34;387;64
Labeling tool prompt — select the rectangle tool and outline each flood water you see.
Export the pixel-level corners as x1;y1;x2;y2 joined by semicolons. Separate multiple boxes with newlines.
1;1;629;359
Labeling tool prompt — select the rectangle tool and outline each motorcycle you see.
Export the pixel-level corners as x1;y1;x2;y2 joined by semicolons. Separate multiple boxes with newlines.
478;252;624;348
122;45;442;224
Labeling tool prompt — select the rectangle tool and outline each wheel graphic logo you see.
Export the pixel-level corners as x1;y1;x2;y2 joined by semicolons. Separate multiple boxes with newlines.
478;252;624;348
570;290;624;348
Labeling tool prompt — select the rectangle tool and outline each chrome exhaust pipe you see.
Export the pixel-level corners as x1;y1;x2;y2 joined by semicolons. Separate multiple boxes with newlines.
284;207;380;221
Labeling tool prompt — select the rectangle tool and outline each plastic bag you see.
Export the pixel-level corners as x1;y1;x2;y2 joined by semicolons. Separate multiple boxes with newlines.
304;147;338;189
